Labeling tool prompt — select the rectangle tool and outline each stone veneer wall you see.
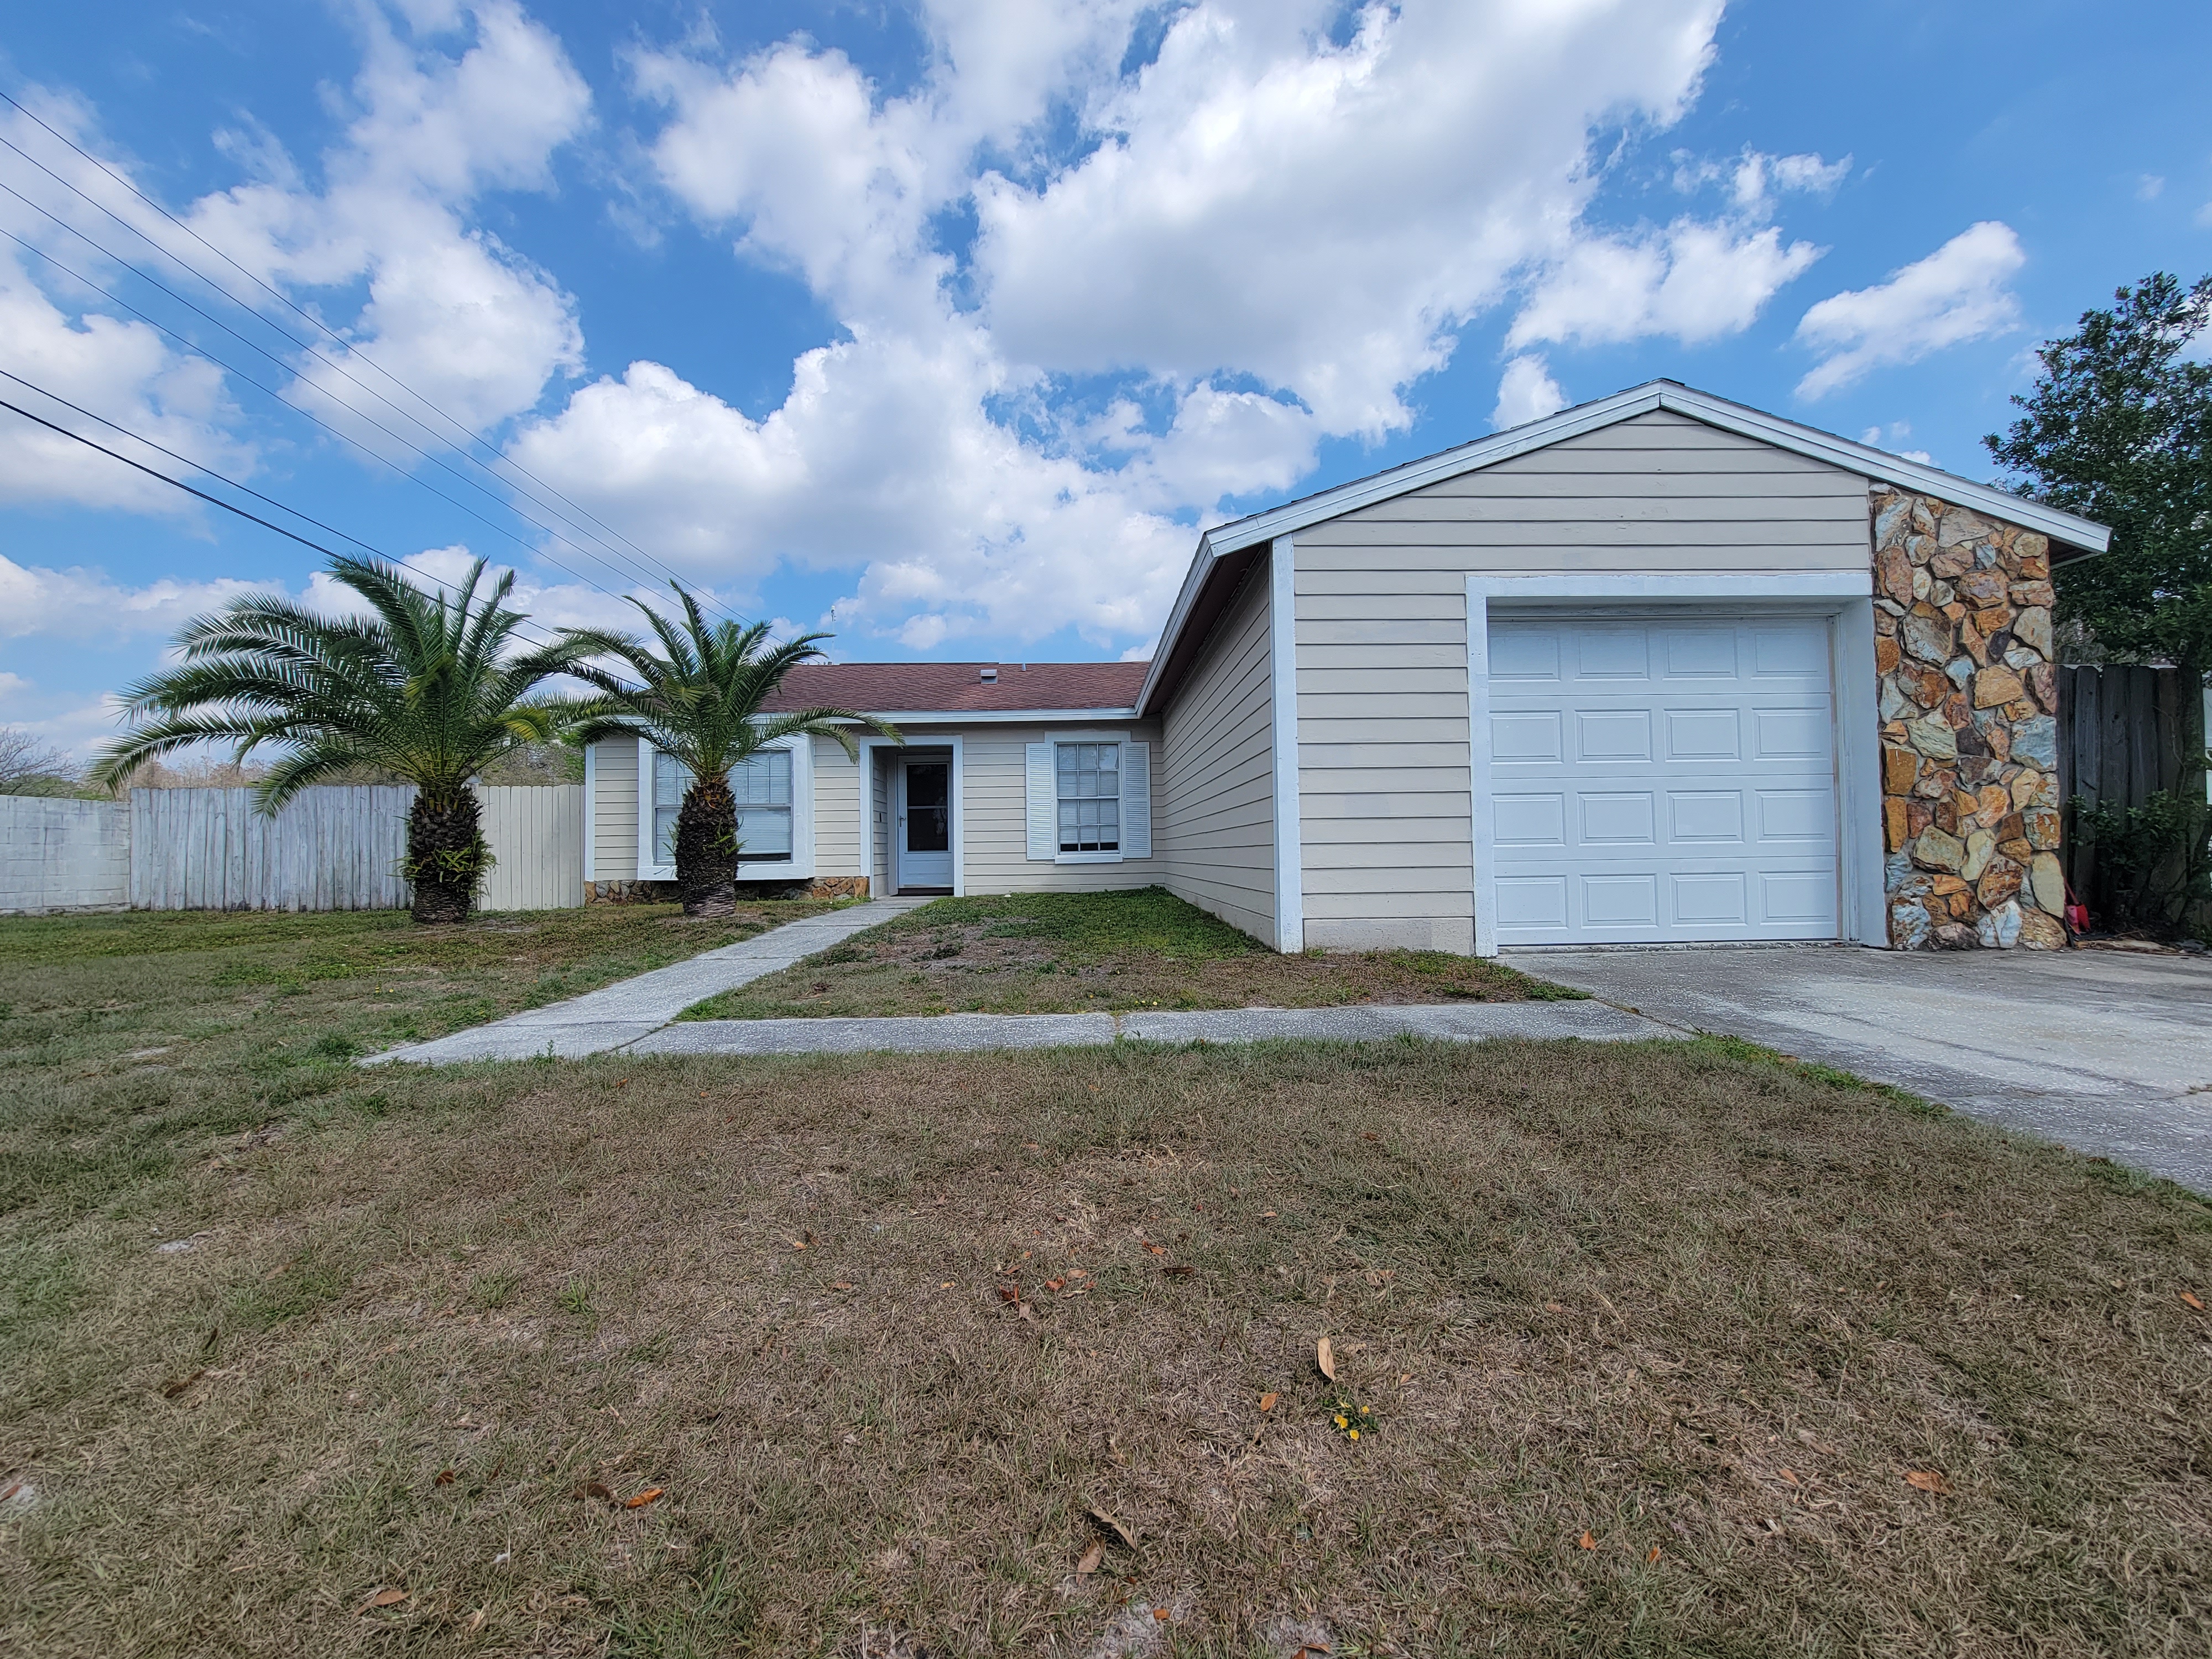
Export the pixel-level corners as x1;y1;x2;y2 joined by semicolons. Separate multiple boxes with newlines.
586;874;870;903
1872;486;2067;950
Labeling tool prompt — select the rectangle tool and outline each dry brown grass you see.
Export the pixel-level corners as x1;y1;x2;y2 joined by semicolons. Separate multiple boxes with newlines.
684;889;1552;1020
3;911;2210;1658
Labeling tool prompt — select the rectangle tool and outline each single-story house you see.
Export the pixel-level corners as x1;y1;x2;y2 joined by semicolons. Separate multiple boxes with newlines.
583;380;2109;956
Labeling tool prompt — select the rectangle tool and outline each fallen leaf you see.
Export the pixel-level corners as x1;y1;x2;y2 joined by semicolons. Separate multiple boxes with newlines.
1777;1468;1799;1486
1316;1338;1337;1382
1152;1608;1170;1622
624;1487;665;1509
1260;1210;1277;1219
159;1369;205;1399
1144;1242;1167;1256
1361;1131;1379;1141
434;1468;456;1487
360;1588;408;1612
1646;1545;1661;1563
1904;1470;1952;1496
1578;1531;1596;1550
1075;1539;1104;1575
790;1238;808;1250
1018;1303;1037;1322
465;1608;486;1632
1045;1277;1065;1291
1087;1505;1137;1550
1162;1264;1194;1279
2182;1290;2205;1312
831;1282;854;1292
998;1285;1020;1303
1258;1392;1278;1412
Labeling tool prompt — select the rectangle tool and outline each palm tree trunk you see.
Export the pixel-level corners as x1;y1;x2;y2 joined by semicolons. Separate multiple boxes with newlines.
408;789;486;925
676;775;739;917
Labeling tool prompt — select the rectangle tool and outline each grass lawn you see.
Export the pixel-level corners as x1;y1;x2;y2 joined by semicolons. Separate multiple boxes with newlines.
3;911;2211;1656
680;888;1565;1020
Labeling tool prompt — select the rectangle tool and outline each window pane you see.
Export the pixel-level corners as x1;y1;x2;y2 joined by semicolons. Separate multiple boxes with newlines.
731;748;791;807
1054;742;1121;851
734;805;792;859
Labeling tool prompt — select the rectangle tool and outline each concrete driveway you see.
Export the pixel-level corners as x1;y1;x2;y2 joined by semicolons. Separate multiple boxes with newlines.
1505;944;2212;1193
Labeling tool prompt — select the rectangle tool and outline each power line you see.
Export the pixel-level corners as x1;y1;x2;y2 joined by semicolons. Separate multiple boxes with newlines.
0;383;637;686
0;95;735;618
0;220;637;608
0;183;688;609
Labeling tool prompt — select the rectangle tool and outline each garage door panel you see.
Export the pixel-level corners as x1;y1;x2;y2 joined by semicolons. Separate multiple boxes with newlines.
1575;709;1652;761
1491;710;1563;762
1488;614;1840;946
1664;707;1741;761
1580;792;1656;845
1668;790;1745;843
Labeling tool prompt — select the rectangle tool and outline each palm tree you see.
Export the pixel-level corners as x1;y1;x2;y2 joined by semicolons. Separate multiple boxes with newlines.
564;586;896;916
92;555;601;924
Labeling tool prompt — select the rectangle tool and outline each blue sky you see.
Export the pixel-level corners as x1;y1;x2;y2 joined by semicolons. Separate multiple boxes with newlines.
3;0;2208;754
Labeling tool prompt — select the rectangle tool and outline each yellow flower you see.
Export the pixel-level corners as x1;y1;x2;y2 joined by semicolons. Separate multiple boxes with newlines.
1360;1406;1371;1415
1348;1429;1359;1439
1333;1414;1348;1428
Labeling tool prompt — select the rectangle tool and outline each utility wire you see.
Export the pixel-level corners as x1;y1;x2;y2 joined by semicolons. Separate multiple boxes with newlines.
0;183;688;609
0;220;638;608
0;387;630;676
0;365;560;648
0;96;732;617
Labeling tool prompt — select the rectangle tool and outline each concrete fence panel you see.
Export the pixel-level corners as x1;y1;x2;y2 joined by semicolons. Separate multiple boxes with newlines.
0;796;131;915
478;784;583;911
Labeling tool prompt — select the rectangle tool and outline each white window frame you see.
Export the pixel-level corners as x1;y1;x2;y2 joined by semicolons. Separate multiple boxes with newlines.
1023;729;1151;865
1052;739;1125;864
635;734;815;882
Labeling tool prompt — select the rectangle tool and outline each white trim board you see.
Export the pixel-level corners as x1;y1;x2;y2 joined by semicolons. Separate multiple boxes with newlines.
857;736;964;897
1462;572;1885;957
1269;539;1303;953
1136;379;2107;718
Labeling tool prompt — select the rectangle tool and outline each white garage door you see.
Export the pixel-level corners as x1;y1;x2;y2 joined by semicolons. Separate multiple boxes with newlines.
1487;613;1841;946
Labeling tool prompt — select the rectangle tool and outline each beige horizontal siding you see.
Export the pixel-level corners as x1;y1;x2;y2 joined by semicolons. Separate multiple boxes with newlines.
937;723;1165;894
812;738;862;878
1291;407;1872;955
590;738;638;880
1159;557;1277;947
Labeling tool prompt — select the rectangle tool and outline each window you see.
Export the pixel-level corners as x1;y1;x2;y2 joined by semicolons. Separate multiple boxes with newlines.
650;746;794;867
1056;742;1120;853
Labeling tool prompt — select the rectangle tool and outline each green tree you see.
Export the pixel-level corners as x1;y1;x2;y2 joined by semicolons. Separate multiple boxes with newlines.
564;587;897;916
92;556;600;924
1986;271;2211;795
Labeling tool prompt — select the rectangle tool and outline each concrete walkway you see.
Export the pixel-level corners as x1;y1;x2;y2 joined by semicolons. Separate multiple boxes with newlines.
1510;943;2212;1192
364;891;1667;1065
364;897;933;1065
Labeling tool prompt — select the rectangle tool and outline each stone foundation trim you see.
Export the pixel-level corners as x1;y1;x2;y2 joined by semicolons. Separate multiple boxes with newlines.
587;874;870;904
1872;487;2065;951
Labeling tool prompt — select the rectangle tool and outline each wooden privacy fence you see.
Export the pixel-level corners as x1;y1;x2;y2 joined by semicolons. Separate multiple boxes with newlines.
123;784;583;912
2056;664;2204;907
131;785;415;911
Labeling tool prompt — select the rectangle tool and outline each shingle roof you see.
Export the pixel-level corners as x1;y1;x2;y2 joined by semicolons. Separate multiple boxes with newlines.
759;660;1149;715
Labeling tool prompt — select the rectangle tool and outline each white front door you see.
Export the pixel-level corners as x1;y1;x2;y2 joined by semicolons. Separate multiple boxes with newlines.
1488;613;1841;946
896;760;953;891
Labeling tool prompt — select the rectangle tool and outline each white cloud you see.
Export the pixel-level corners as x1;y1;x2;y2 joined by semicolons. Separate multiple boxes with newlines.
2136;174;2164;201
1793;221;2025;399
533;0;1739;648
1509;218;1821;349
1674;148;1850;213
181;0;591;448
972;1;1725;436
0;554;266;640
1493;355;1568;429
